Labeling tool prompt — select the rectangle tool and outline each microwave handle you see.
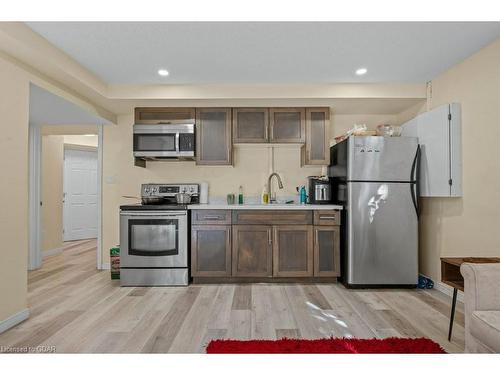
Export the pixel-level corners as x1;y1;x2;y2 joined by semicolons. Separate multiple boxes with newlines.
175;133;180;152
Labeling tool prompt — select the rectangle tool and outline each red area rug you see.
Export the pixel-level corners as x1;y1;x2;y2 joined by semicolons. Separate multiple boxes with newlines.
206;337;446;354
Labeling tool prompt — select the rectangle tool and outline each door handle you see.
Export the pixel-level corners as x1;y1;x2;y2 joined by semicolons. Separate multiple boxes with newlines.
175;133;180;152
121;212;186;217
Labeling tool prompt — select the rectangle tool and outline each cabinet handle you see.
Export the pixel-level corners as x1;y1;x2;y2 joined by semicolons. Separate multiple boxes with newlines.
319;215;336;220
203;216;223;220
268;230;272;245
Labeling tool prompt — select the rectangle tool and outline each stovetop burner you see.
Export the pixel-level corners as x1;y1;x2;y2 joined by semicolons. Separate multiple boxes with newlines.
121;183;200;211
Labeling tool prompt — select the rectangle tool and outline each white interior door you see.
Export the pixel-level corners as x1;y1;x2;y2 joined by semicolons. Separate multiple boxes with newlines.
63;149;98;241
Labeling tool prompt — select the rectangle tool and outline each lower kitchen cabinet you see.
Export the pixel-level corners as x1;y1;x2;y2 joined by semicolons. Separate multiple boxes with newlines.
314;226;340;277
191;209;342;282
191;225;231;277
273;225;313;277
232;225;273;277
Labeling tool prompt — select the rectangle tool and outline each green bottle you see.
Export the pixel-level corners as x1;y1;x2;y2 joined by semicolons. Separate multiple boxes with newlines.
238;185;244;204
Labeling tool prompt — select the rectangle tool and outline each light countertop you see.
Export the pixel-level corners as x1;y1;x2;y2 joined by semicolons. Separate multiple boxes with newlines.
188;203;343;210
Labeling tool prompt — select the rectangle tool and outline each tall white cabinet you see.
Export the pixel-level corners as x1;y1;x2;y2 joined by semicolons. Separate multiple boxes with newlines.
401;103;462;197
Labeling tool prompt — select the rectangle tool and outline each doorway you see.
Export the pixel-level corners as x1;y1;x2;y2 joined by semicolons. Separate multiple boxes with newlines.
28;83;111;271
38;131;101;265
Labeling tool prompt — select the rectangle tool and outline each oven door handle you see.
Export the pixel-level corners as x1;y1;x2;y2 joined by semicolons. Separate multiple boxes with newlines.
175;133;180;152
121;211;186;217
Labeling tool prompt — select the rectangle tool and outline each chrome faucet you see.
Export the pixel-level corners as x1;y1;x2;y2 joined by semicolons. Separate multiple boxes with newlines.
268;172;284;203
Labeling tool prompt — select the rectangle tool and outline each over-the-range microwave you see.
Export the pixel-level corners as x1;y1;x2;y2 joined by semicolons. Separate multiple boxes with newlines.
133;123;195;160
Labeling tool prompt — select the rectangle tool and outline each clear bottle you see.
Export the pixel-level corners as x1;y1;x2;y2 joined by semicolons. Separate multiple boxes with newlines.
238;185;244;205
261;185;269;204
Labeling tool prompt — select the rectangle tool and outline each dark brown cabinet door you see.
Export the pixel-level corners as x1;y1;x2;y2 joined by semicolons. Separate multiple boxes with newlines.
191;225;231;277
196;108;232;165
135;107;195;124
269;108;306;143
232;225;272;277
302;107;330;165
233;108;269;143
314;226;340;277
273;225;313;277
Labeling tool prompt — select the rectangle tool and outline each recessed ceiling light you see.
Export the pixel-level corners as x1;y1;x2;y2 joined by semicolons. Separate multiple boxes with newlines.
83;134;96;137
355;68;368;76
158;69;169;77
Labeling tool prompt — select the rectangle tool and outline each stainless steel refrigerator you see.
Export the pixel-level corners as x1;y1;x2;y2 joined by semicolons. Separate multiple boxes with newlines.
329;136;420;287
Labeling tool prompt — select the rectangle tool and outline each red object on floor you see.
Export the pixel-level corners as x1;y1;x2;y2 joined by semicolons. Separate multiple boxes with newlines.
206;337;446;354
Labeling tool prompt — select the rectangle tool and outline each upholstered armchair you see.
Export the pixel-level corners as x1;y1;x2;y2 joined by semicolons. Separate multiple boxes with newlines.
460;263;500;353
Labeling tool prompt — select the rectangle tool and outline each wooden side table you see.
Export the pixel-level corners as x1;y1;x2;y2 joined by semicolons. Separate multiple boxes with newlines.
441;257;500;341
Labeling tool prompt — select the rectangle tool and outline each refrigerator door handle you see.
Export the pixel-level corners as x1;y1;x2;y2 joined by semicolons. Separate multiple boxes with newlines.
410;145;421;217
410;182;419;218
410;144;420;182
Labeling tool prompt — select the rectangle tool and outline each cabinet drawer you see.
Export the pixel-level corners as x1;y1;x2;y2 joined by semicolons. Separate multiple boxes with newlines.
232;210;312;225
314;210;341;226
192;210;232;224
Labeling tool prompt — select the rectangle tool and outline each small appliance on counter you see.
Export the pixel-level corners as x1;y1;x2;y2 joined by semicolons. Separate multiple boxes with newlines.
119;183;199;287
307;176;332;204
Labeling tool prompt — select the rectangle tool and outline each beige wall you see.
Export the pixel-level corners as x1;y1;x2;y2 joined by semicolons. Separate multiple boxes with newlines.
0;52;106;324
0;57;29;322
418;38;500;281
63;134;98;148
41;135;64;252
102;111;397;263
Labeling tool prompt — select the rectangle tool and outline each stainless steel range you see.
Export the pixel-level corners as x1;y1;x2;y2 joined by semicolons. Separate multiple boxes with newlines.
119;183;199;286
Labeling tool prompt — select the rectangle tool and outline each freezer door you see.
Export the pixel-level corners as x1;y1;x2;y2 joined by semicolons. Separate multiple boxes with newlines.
347;136;419;182
347;182;418;285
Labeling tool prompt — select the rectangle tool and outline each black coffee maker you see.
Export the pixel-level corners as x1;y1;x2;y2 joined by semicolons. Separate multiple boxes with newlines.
307;176;332;204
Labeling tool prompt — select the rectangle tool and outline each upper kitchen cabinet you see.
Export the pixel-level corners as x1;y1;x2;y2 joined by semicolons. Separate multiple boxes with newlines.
135;107;195;124
302;107;330;166
269;108;306;143
233;108;269;143
401;103;462;197
195;108;233;165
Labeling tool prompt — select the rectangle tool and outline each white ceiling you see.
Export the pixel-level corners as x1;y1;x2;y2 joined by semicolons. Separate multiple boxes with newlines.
29;84;111;126
25;22;500;85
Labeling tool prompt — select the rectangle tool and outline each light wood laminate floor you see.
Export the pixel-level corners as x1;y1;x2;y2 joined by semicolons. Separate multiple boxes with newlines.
0;239;465;353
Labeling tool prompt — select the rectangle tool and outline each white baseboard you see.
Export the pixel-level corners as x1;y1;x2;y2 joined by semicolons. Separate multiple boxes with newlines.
434;281;464;303
0;309;30;334
420;273;464;302
100;262;110;270
42;246;64;259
